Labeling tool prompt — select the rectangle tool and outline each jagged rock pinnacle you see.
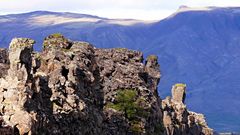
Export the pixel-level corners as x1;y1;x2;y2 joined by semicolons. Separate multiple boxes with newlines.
162;84;213;135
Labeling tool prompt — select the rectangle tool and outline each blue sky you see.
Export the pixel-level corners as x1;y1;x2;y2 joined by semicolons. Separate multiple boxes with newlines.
0;0;240;20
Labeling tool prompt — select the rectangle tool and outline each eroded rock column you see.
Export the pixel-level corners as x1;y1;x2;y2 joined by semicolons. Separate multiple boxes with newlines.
162;83;213;135
0;38;35;135
171;83;186;103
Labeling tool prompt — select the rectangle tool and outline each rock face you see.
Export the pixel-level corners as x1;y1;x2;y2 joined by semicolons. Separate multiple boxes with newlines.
162;84;213;135
0;48;9;77
0;34;213;135
95;48;162;134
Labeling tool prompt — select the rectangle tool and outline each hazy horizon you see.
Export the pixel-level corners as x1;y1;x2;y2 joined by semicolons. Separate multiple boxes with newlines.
0;0;240;20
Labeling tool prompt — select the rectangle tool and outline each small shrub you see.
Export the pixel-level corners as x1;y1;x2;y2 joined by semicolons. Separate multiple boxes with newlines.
106;89;149;133
107;89;137;118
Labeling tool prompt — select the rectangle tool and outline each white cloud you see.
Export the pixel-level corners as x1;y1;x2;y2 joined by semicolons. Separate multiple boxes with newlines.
0;0;240;20
181;0;240;7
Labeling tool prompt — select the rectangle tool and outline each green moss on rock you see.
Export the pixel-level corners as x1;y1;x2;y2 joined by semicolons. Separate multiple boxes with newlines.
175;83;186;87
147;55;158;61
9;38;35;49
115;48;128;52
51;33;64;38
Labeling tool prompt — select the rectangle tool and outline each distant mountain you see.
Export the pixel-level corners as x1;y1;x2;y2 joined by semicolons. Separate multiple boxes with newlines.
0;7;240;132
0;10;153;49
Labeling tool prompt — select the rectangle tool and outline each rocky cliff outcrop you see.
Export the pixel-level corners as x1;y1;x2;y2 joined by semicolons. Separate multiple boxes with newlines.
0;34;213;135
162;84;213;135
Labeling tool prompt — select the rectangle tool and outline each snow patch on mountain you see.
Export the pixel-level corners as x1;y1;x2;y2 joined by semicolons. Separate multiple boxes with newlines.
178;6;214;12
28;14;154;26
167;6;215;19
29;15;101;26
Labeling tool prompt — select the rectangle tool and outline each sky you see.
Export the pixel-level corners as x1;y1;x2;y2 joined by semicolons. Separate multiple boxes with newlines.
0;0;240;20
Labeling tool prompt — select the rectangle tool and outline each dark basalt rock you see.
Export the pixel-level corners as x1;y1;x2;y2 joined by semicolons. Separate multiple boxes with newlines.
0;34;213;135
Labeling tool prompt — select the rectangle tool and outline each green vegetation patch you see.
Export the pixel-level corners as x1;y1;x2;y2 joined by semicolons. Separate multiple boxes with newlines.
51;33;64;38
115;48;128;52
147;55;158;61
174;83;186;87
107;89;148;119
106;89;150;133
